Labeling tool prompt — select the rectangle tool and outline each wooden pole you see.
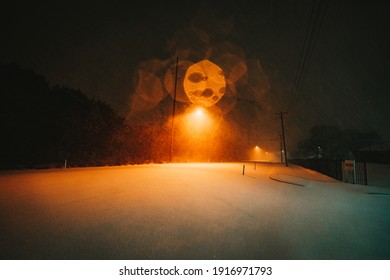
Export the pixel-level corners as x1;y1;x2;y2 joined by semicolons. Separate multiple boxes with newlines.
169;57;179;162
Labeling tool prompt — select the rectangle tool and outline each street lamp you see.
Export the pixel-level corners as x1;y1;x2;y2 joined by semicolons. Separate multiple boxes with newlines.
182;106;213;162
195;107;204;117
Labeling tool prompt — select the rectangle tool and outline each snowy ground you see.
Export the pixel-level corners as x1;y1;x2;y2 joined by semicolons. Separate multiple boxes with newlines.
367;163;390;187
0;162;389;260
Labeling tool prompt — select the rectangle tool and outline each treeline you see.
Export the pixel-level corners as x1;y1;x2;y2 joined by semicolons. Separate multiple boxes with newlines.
294;125;382;160
0;63;157;170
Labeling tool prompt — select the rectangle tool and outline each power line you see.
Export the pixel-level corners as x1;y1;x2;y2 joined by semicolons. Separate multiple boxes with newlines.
287;0;329;124
287;1;318;122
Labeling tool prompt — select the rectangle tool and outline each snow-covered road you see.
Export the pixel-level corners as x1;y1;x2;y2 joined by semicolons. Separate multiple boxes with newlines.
0;162;389;259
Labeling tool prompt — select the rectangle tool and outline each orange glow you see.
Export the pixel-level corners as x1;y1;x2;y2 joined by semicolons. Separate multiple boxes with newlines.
169;106;217;162
183;60;226;107
195;107;204;117
166;104;226;162
185;106;212;135
249;146;276;162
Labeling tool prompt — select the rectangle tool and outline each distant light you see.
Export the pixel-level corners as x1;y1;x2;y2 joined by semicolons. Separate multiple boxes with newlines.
255;146;260;150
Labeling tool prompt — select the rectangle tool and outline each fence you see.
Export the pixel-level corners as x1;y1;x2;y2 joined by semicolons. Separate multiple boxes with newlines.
342;160;367;185
289;159;343;181
290;158;368;185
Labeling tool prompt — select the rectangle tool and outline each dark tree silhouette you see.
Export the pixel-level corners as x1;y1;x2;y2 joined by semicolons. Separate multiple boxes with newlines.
0;62;155;169
296;125;382;160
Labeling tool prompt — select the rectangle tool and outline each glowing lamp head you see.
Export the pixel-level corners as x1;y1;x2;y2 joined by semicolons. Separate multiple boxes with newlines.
195;107;204;117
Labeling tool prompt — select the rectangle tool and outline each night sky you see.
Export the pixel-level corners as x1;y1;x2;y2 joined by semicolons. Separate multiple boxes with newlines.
2;0;389;151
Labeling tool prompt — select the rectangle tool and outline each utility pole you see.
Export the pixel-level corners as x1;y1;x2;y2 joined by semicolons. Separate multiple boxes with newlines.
169;57;179;163
276;112;288;166
279;133;283;164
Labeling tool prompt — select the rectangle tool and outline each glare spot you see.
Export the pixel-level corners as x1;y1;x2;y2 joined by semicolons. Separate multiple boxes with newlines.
195;108;204;116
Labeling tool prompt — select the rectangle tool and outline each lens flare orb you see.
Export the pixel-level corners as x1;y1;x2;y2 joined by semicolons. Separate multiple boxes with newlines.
183;60;226;107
